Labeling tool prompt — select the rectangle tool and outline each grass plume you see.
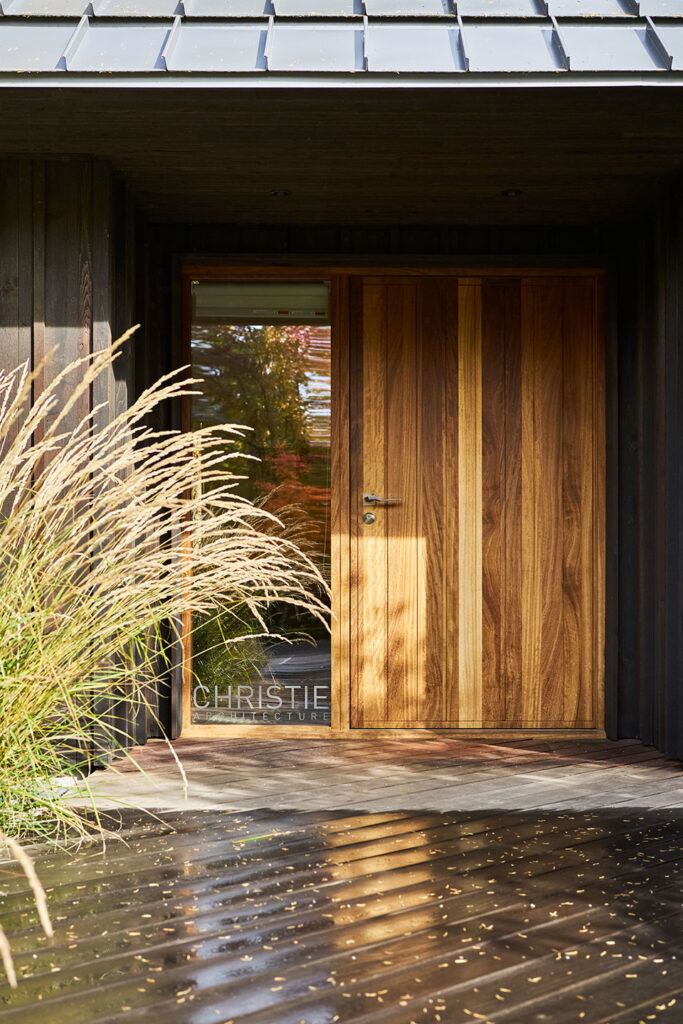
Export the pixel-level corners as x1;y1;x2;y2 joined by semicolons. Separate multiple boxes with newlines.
0;327;329;841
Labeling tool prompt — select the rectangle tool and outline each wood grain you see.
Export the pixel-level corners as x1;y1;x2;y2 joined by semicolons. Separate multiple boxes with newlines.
503;282;524;725
0;161;32;459
537;279;565;724
481;279;507;724
444;281;460;724
386;283;419;724
457;280;483;726
351;270;603;731
593;278;607;737
562;278;595;726
331;274;351;731
6;87;683;231
417;280;446;721
354;283;388;726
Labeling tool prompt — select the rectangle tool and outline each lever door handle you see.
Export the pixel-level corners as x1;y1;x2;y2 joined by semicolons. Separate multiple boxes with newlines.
363;493;402;506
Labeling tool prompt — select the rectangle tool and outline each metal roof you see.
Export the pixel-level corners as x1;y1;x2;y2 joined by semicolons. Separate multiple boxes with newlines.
1;0;683;78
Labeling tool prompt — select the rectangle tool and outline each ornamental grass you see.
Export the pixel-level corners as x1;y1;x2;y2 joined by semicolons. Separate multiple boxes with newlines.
0;327;329;841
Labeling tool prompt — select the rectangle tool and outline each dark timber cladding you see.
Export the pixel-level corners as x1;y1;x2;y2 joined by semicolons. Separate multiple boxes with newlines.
0;158;165;752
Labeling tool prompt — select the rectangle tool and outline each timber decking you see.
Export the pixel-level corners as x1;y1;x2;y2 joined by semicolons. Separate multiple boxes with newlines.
66;735;683;814
1;737;681;1023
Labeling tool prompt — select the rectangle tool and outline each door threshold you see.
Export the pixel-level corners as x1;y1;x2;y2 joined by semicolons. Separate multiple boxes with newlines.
179;725;606;740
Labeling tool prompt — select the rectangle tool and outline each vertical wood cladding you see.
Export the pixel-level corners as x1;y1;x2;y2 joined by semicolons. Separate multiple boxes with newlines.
0;159;136;419
350;273;604;729
616;187;683;760
0;157;142;753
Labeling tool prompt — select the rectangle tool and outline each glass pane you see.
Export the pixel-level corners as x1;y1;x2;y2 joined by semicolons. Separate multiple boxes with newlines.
190;280;332;726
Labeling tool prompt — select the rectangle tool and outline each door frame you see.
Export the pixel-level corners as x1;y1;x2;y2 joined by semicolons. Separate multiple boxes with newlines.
179;263;606;740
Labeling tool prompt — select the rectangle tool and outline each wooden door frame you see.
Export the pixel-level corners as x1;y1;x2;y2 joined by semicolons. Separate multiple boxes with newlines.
179;263;606;740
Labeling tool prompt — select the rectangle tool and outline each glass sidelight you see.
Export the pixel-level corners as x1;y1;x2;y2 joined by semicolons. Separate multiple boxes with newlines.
188;279;332;726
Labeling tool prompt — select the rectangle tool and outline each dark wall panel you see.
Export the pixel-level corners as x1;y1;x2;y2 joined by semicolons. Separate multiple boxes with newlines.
632;191;682;759
0;156;142;757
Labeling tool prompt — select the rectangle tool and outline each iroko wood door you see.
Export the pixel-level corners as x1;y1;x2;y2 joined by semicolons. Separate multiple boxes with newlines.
350;273;604;729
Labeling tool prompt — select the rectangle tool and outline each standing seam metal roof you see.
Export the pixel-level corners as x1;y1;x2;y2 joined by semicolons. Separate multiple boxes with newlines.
1;0;683;75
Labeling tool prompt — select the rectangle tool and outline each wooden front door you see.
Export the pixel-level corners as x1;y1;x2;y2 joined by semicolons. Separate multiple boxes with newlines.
350;273;604;730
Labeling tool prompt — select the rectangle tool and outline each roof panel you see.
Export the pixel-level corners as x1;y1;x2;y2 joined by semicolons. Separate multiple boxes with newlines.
640;1;683;15
0;19;75;69
274;0;360;14
3;1;88;13
183;0;273;14
92;0;181;13
67;20;171;69
267;21;364;70
652;21;683;67
560;22;666;68
548;0;635;14
457;0;545;16
464;22;562;69
366;21;463;69
364;0;451;12
1;0;683;77
167;20;267;68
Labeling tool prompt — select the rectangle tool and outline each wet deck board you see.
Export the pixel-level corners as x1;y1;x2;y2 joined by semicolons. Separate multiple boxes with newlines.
1;737;682;1022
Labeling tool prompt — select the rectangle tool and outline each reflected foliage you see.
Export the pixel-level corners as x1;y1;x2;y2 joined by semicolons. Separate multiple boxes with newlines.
191;317;332;721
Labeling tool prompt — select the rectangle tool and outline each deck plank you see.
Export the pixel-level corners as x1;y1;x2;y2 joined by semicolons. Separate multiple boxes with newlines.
1;737;681;1021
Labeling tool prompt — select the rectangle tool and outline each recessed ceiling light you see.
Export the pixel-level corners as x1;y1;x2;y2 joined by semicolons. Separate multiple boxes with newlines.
502;188;522;198
270;188;292;198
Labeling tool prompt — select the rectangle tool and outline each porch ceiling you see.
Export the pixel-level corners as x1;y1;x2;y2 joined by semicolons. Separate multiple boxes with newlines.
2;84;683;223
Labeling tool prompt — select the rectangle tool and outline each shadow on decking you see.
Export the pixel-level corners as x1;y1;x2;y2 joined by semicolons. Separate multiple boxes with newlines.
1;805;682;1024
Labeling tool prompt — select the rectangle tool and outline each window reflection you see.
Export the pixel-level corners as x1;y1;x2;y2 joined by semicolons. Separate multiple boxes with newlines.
189;280;332;726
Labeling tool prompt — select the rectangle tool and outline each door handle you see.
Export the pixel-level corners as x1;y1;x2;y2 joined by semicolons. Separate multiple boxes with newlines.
363;493;402;506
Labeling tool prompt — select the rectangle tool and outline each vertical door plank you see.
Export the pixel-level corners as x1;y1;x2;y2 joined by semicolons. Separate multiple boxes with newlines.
593;277;606;735
386;283;420;723
502;281;524;725
418;279;447;721
562;277;595;726
444;282;460;723
538;280;566;724
354;282;388;725
522;279;564;725
481;279;506;724
521;281;543;725
348;277;362;728
331;275;351;730
457;280;483;726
